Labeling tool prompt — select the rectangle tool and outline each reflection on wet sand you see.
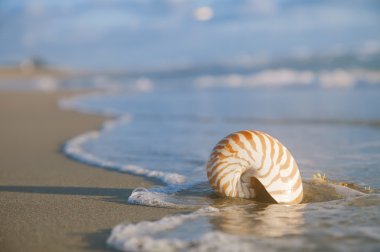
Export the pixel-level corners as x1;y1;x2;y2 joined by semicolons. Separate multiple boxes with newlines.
205;179;369;237
209;202;305;237
145;178;369;240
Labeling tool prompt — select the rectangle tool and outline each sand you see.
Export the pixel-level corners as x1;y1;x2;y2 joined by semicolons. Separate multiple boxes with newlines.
0;66;79;80
0;91;182;252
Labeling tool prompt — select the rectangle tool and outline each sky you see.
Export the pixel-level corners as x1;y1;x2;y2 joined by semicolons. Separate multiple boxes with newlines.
0;0;379;71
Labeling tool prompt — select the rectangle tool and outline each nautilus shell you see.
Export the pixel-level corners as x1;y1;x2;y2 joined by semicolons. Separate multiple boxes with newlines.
206;130;303;204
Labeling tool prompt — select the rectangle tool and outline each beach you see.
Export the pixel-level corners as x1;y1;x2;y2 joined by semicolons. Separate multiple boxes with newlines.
0;66;380;252
0;90;181;252
1;1;380;250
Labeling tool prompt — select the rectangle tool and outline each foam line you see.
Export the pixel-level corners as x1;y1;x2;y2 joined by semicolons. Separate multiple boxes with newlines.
107;207;219;252
64;129;186;185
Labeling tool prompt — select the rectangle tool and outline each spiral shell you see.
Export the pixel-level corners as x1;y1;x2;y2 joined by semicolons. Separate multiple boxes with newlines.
206;130;303;204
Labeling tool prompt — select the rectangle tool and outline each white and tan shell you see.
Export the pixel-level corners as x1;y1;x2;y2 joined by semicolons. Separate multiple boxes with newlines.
206;130;303;204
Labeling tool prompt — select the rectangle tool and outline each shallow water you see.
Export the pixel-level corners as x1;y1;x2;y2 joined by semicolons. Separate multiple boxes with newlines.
108;194;380;252
61;82;380;251
63;88;380;186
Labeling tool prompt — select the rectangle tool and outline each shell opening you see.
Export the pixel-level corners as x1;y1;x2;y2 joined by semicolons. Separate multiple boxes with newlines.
250;176;277;204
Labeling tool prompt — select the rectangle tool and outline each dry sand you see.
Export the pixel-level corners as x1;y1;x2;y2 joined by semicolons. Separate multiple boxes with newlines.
0;91;182;252
0;67;80;80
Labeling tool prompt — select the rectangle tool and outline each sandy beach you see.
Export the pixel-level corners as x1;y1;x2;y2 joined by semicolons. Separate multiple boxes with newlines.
0;91;181;252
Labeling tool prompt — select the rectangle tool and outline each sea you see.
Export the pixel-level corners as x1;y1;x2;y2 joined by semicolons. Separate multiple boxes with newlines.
55;68;380;252
1;60;380;251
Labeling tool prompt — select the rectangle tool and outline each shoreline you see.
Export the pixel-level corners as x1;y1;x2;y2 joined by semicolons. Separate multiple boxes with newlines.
0;91;182;252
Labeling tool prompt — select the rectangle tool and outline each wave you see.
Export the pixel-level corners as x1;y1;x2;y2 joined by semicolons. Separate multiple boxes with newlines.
107;207;220;252
63;127;186;185
108;193;379;252
194;69;380;89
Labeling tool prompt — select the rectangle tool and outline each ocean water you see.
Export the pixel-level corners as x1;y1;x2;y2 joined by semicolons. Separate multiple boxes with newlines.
60;75;380;251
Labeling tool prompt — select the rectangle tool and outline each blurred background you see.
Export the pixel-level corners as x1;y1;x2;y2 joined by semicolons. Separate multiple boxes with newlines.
0;0;379;87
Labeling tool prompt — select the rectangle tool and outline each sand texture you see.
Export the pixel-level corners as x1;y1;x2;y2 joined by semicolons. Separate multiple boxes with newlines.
0;91;181;252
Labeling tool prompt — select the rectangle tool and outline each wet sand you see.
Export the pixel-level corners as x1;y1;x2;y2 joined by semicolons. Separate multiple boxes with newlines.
0;91;181;252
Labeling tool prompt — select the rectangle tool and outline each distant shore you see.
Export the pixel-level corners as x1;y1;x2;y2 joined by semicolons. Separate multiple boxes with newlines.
0;90;181;252
0;66;79;80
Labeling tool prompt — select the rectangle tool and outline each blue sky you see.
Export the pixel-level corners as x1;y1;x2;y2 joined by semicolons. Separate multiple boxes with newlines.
0;0;379;70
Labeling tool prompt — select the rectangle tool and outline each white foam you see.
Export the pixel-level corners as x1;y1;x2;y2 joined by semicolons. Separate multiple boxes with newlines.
107;207;219;252
194;69;380;89
63;118;186;185
134;77;154;92
128;188;183;208
127;182;208;208
195;69;315;88
33;77;59;92
106;204;306;252
108;226;263;252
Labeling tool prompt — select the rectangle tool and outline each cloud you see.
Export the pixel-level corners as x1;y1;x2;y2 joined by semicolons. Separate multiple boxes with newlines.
244;0;277;15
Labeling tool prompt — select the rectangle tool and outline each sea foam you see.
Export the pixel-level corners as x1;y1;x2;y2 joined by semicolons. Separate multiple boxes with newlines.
61;93;186;185
194;69;380;89
64;127;186;185
107;207;220;252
